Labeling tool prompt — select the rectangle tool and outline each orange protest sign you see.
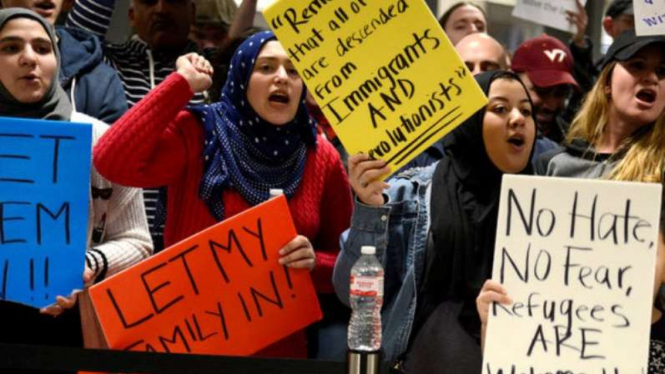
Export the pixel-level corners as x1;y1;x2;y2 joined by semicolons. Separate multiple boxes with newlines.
89;196;322;355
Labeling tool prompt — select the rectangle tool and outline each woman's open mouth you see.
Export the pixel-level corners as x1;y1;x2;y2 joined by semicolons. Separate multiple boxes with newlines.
507;134;526;152
636;88;657;105
269;92;290;105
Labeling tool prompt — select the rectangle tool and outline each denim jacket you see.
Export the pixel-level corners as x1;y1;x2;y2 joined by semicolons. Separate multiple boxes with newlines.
333;164;435;364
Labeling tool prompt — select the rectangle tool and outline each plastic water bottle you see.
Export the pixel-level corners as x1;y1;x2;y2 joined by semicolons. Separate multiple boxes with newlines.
348;246;384;352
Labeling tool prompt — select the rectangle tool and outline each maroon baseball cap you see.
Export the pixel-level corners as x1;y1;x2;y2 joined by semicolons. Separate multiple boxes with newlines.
511;35;579;89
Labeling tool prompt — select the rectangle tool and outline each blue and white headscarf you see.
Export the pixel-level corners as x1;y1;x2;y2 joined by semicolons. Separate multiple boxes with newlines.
189;30;317;221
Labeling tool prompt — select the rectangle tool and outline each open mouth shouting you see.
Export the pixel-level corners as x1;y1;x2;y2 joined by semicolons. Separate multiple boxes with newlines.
268;91;290;106
507;132;526;152
635;88;657;107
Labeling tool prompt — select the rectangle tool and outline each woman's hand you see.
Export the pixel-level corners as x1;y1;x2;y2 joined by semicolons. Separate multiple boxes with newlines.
348;153;390;206
278;235;316;271
40;267;94;317
176;53;214;93
476;279;512;351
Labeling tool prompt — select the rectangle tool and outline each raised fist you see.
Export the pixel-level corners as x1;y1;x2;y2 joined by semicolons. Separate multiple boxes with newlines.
176;53;214;93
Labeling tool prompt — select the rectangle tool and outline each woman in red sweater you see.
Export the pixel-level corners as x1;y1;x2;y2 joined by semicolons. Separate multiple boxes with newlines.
93;31;353;358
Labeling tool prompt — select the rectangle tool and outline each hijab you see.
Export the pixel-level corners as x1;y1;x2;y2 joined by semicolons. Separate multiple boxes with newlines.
421;71;536;332
189;30;317;221
0;9;71;120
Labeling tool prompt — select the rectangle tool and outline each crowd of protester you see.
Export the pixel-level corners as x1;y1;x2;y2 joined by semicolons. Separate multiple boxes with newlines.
0;0;664;372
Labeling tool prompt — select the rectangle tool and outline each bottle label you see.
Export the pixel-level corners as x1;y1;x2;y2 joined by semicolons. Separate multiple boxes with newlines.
350;275;384;297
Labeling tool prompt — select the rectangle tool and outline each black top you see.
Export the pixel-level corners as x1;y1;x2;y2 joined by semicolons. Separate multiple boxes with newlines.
650;315;665;374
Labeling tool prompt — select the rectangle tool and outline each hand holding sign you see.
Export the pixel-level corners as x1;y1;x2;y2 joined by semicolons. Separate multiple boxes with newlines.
348;154;391;206
278;235;316;271
476;280;511;350
40;267;94;316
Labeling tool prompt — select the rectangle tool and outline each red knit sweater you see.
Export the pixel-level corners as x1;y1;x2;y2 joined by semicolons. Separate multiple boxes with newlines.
93;73;353;358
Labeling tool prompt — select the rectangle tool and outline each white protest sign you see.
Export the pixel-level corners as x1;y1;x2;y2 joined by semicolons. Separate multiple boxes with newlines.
634;0;665;36
483;175;661;374
512;0;587;33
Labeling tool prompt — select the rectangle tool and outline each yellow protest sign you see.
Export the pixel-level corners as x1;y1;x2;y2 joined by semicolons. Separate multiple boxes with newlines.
264;0;488;174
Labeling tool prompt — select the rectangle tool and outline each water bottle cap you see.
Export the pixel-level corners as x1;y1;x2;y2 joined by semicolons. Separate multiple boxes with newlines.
361;246;376;255
269;189;284;197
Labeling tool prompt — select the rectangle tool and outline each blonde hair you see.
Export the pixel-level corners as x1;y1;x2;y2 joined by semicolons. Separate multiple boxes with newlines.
567;61;665;183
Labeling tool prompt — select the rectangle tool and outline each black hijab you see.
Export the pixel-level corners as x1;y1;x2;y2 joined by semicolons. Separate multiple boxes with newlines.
421;71;536;327
0;9;71;120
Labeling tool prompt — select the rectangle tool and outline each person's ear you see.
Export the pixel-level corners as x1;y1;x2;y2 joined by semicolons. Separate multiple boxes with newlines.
603;73;611;94
602;17;614;38
128;4;136;28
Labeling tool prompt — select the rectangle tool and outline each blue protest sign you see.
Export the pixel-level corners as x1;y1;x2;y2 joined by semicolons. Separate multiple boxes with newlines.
0;116;91;308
